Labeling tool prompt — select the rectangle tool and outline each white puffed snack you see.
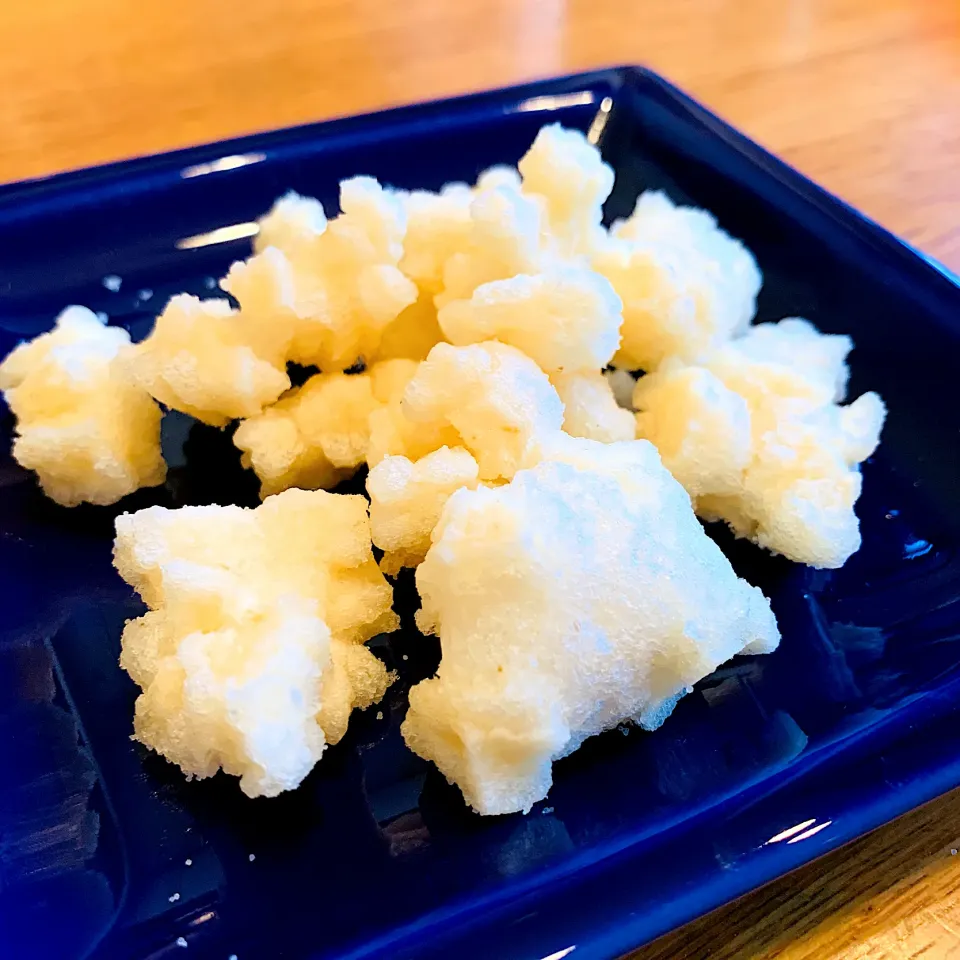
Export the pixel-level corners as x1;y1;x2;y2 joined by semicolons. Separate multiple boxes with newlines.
398;183;474;296
129;294;290;426
365;358;462;467
224;178;418;370
593;190;761;371
233;370;378;498
368;446;480;575
517;123;614;256
435;126;613;313
706;316;851;409
435;172;543;308
399;341;565;481
403;435;779;815
0;306;166;506
634;318;886;567
255;190;328;260
235;358;438;499
551;370;636;443
632;362;753;499
437;266;623;374
370;294;446;363
114;488;398;797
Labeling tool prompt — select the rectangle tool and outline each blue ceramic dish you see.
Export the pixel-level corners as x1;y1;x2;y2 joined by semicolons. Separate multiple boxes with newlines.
1;66;959;960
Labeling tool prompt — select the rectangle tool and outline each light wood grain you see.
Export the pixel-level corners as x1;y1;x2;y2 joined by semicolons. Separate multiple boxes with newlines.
629;788;960;960
2;2;960;957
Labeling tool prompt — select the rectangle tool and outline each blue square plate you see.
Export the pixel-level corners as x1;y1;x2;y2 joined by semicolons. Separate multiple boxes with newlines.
2;66;960;960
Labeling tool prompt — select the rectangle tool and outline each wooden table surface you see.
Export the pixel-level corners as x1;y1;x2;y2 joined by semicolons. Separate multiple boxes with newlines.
2;1;960;957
